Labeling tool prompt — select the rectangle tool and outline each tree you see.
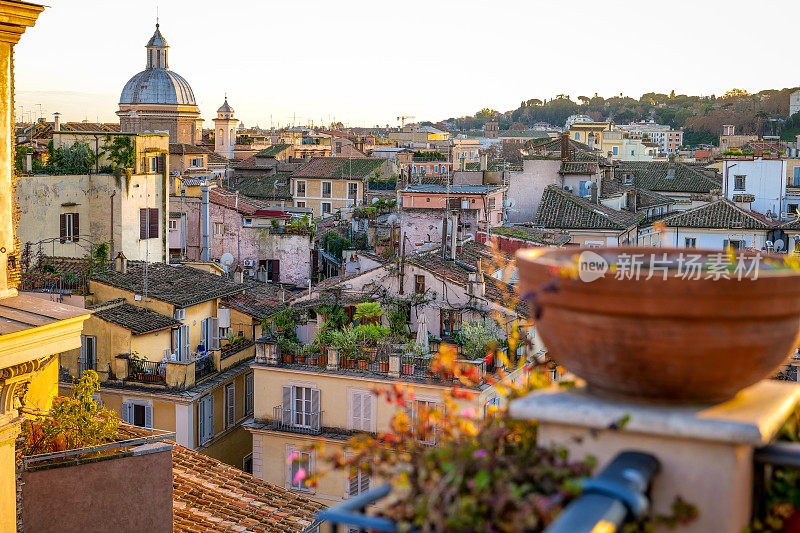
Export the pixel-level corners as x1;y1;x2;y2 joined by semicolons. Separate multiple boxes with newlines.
103;135;135;169
46;141;96;174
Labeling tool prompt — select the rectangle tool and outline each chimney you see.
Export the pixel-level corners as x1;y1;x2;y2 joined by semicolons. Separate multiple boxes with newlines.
114;252;128;274
233;268;244;284
479;154;488;171
561;132;570;161
24;153;32;173
450;214;458;260
53;112;61;131
591;182;599;205
201;184;211;262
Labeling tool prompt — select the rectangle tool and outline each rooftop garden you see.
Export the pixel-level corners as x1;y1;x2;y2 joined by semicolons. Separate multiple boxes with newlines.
413;151;446;162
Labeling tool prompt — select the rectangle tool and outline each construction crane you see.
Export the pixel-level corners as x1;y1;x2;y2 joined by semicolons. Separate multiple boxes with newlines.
397;115;415;128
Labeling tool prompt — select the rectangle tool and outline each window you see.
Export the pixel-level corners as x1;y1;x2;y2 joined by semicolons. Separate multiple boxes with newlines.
121;401;152;429
288;448;313;491
347;463;371;498
724;239;744;250
348;183;358;200
789;204;799;217
612;146;619;156
213;222;224;235
60;212;79;243
414;275;425;294
80;335;96;373
321;202;332;215
172;324;190;361
296;201;306;208
295;181;306;197
488;197;496;209
198;395;214;444
440;309;462;338
190;157;203;167
734;175;746;191
574;132;579;140
225;383;236;429
685;238;697;248
349;389;375;432
267;259;280;283
149;156;158;173
201;317;220;351
245;373;254;415
322;181;332;198
409;399;440;444
139;208;159;239
243;454;253;474
168;219;178;231
282;385;321;430
631;150;635;156
244;218;252;226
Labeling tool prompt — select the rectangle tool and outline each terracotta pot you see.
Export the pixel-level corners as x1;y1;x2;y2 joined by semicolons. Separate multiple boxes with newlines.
379;361;389;372
296;355;307;365
282;353;294;364
357;359;368;370
517;246;800;404
318;355;327;366
364;347;378;360
308;355;318;366
402;363;415;375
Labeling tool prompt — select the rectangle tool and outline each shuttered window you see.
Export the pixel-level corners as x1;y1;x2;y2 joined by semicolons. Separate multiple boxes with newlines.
349;389;374;432
121;401;152;429
283;385;320;430
245;373;254;415
140;208;159;239
79;335;96;374
60;213;79;243
202;317;220;351
288;448;313;491
348;466;371;498
225;383;236;429
198;395;214;445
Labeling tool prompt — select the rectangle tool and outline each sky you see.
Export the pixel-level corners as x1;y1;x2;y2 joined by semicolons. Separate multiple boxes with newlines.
13;0;800;129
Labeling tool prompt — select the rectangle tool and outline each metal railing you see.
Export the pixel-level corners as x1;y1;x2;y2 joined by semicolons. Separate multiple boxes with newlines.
195;354;214;381
544;451;659;533
400;354;430;377
270;405;323;435
127;360;166;384
316;484;396;533
752;441;800;521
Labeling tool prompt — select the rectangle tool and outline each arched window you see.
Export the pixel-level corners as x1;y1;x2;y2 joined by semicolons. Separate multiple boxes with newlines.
230;129;234;140
219;128;223;138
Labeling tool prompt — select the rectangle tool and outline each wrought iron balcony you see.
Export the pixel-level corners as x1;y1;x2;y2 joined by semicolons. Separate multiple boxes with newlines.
270;405;324;435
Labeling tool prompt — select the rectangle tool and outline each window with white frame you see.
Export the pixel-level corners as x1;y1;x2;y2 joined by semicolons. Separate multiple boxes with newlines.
281;385;320;430
346;456;371;498
198;394;214;444
172;324;190;361
168;219;178;231
612;146;619;156
79;335;96;373
321;202;332;214
190;157;203;167
149;156;159;173
213;222;224;235
348;389;375;432
685;238;697;248
245;373;254;415
409;399;440;444
322;181;332;198
287;447;313;491
295;181;306;197
296;201;306;208
734;175;746;191
348;183;358;200
225;383;236;429
201;317;220;351
121;401;152;429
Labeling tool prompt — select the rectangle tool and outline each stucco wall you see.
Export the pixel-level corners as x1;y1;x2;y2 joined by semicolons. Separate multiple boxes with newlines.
21;446;173;533
507;159;562;223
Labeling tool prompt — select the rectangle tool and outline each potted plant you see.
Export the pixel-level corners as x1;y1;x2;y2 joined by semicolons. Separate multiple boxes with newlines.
279;338;296;364
354;302;382;325
517;246;800;404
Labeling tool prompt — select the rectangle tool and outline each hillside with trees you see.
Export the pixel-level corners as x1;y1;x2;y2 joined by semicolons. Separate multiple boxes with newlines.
441;88;800;147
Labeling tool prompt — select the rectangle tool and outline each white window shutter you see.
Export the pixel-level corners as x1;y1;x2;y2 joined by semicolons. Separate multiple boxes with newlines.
360;468;370;493
163;348;171;361
172;328;180;359
210;317;220;350
201;319;207;350
145;404;153;429
348;469;359;497
198;398;205;444
351;391;362;430
245;373;254;415
281;386;292;425
182;325;190;359
226;383;235;428
310;388;321;430
120;401;131;423
206;396;214;441
363;394;373;432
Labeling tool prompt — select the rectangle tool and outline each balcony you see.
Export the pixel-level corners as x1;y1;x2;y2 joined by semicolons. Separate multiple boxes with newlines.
269;405;324;435
126;359;166;385
194;353;213;381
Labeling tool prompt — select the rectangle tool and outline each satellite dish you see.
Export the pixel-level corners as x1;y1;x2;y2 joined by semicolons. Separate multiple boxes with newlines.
220;253;234;267
775;240;786;251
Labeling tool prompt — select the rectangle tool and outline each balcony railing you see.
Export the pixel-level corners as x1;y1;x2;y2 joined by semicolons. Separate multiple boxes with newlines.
195;354;214;381
127;360;166;384
401;354;430;378
270;405;323;435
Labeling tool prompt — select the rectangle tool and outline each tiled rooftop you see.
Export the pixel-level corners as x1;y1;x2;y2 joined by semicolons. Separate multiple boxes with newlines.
224;283;300;319
91;300;181;335
230;174;293;200
534;185;639;230
658;198;772;229
614;161;721;193
255;144;292;158
92;263;246;308
291;157;384;180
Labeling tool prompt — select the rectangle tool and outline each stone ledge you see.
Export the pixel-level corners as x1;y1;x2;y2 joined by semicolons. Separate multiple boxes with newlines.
509;379;800;446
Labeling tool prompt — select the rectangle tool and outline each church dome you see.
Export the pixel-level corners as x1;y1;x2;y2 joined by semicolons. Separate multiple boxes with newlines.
119;24;196;106
217;98;233;114
120;69;196;105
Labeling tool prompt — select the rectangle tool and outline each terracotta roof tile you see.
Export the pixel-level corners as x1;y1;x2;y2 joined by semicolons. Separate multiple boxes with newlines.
91;301;181;335
291;157;384;180
614;161;720;193
660;198;772;229
535;185;639;230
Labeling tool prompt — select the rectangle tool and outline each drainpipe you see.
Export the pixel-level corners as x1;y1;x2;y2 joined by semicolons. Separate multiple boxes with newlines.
110;191;116;259
201;184;211;262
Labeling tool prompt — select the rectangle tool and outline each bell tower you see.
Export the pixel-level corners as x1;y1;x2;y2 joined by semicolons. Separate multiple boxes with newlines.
213;96;237;159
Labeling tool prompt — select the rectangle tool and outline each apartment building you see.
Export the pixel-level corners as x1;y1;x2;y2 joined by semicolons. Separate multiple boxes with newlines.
617;121;683;154
290;157;394;217
16;131;170;262
58;259;258;468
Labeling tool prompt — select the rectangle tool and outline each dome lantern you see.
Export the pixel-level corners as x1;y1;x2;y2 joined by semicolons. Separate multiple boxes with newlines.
146;23;169;69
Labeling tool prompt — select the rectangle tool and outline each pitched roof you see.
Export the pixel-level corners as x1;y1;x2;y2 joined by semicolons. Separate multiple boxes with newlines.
659;198;772;229
210;187;269;215
291;157;384;180
224;283;299;318
92;263;246;307
534;185;639;230
169;143;208;155
527;136;596;156
614;161;721;193
404;184;502;194
90;301;181;335
229;173;292;200
255;144;292;158
489;226;571;246
600;179;675;209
